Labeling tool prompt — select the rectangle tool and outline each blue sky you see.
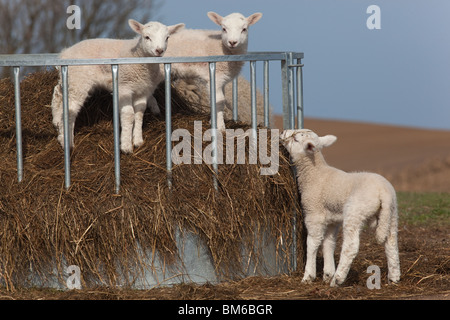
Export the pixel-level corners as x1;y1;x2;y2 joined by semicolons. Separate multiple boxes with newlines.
158;0;450;130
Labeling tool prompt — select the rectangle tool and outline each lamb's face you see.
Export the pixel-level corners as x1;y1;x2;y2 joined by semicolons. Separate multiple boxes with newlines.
208;12;263;51
129;20;185;57
280;129;337;160
140;22;170;57
221;13;251;50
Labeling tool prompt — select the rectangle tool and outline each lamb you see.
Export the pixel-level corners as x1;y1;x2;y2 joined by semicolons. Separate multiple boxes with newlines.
280;129;400;287
171;76;273;127
162;11;263;131
51;20;184;153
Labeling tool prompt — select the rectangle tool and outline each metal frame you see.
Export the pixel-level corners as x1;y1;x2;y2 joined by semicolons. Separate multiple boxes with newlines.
1;51;304;193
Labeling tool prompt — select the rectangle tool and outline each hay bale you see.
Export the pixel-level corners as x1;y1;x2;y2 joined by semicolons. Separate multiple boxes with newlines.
0;70;302;290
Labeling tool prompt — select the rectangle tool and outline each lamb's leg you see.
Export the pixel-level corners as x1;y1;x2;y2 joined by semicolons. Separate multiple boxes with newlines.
385;223;400;283
132;96;150;149
322;224;340;282
302;224;325;283
147;94;160;116
51;84;64;144
120;95;135;154
215;84;226;132
51;83;86;149
330;223;362;287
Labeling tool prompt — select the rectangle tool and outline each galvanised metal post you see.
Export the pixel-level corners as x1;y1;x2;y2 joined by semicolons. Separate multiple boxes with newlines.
165;63;173;189
249;61;258;167
287;52;295;130
209;62;218;191
296;59;304;129
287;52;297;272
280;55;290;130
250;60;257;134
232;77;238;121
111;64;120;194
263;60;270;128
61;65;71;189
13;67;23;183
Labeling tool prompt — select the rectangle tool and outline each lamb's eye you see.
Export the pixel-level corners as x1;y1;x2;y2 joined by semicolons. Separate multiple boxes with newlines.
145;36;151;41
222;27;227;33
242;28;247;33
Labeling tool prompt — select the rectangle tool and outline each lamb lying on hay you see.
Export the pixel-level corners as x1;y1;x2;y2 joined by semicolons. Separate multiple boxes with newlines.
0;70;302;290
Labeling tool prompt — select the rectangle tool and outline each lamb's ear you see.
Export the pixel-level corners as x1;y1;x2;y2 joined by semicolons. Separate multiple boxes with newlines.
247;12;263;26
168;23;185;35
129;19;144;35
304;140;317;154
207;12;223;26
319;135;337;148
279;130;294;141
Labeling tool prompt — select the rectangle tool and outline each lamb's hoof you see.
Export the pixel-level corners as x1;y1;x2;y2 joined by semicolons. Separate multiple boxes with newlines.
323;273;334;283
329;276;344;287
150;108;161;116
133;139;144;149
121;144;133;154
208;120;226;133
57;135;73;150
301;275;315;284
389;276;400;284
57;135;64;148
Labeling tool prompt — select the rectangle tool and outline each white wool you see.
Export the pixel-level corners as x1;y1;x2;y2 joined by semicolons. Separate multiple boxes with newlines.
51;20;184;153
162;12;263;131
281;129;401;287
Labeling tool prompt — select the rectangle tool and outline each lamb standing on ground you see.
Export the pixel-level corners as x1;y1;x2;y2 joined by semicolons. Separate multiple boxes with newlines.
162;11;263;131
51;20;184;153
280;129;400;287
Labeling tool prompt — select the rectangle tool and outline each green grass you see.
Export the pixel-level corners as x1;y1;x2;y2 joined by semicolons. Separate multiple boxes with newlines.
397;192;450;226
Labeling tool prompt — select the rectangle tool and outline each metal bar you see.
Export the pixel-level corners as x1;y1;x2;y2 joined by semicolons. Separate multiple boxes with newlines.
0;52;303;67
250;61;258;164
111;65;120;194
232;77;238;121
61;65;71;189
250;61;257;133
209;62;218;190
263;60;270;128
281;57;289;130
13;67;23;183
164;63;173;189
287;52;295;129
296;59;304;129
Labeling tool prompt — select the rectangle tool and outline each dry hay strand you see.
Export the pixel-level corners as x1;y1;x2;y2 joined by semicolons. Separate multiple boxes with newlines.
0;70;303;290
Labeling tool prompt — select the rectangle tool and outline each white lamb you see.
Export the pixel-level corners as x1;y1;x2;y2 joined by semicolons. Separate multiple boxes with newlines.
280;129;400;287
51;20;184;153
162;11;263;131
